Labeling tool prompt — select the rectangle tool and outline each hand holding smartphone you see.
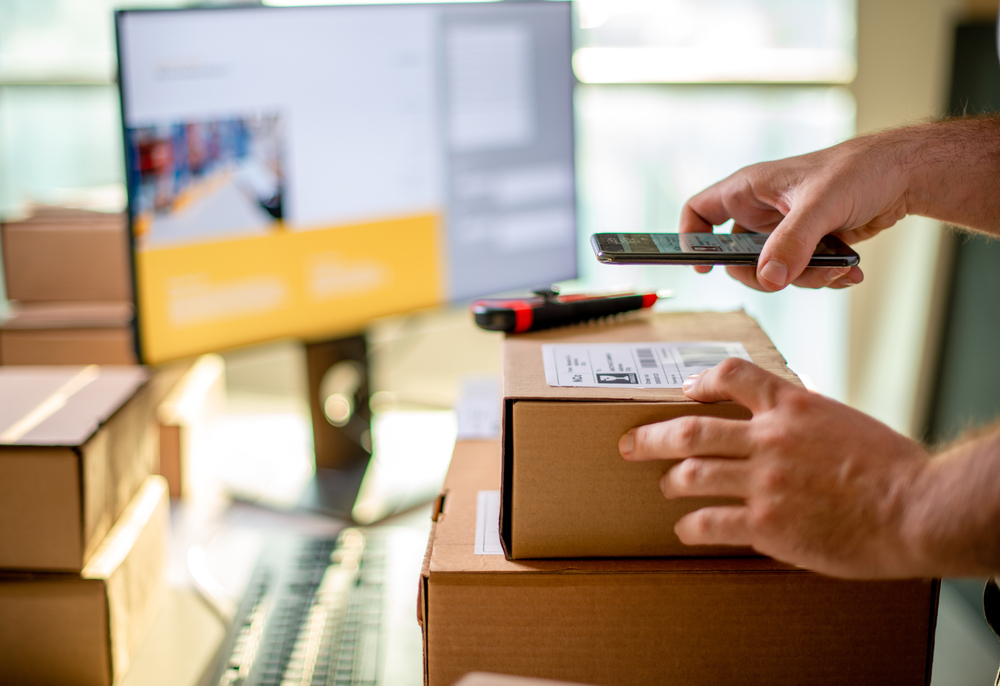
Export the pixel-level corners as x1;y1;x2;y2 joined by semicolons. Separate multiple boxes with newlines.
591;232;860;268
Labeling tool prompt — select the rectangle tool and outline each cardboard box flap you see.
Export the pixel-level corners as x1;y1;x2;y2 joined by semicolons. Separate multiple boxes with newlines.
0;366;148;446
430;440;796;576
502;310;797;402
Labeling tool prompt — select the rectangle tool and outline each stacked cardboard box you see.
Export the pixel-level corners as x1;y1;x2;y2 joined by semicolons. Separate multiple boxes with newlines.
0;205;135;365
0;204;225;497
420;311;939;686
0;365;168;685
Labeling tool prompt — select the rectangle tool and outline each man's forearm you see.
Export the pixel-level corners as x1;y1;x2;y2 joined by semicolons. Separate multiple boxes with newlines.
905;423;1000;577
888;117;1000;234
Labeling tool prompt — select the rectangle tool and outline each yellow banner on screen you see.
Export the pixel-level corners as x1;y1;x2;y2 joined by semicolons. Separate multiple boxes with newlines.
136;214;443;364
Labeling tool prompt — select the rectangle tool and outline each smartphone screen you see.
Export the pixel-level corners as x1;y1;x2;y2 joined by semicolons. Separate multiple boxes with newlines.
591;232;859;267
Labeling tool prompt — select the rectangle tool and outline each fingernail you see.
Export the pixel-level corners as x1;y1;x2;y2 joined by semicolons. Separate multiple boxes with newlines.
836;274;861;288
759;260;788;288
826;267;850;283
619;431;634;455
682;373;699;392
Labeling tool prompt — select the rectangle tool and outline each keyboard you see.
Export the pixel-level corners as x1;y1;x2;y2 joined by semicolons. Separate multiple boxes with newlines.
209;529;389;686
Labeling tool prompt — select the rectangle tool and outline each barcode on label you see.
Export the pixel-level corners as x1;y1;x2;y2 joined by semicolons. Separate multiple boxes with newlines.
677;345;730;368
636;348;657;369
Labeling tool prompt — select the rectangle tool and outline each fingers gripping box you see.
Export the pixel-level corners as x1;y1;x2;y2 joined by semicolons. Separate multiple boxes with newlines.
500;310;800;559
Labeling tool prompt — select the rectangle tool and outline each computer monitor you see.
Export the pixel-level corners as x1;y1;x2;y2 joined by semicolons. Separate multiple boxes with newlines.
115;1;576;515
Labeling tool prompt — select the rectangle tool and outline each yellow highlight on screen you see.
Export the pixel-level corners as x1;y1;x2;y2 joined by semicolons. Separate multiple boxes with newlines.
136;214;443;364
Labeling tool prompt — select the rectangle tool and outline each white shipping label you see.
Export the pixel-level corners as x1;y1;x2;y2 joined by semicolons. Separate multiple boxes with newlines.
542;341;752;388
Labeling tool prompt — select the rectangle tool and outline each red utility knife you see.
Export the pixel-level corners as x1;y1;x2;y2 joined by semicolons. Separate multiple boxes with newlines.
471;288;658;333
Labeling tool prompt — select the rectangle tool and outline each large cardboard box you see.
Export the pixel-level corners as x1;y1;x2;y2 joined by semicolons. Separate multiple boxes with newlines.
501;310;798;559
0;476;169;686
419;440;939;686
0;301;136;365
1;208;131;302
0;365;156;571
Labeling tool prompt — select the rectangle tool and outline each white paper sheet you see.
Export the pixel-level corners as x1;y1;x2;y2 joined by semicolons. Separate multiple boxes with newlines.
455;377;501;440
474;490;504;555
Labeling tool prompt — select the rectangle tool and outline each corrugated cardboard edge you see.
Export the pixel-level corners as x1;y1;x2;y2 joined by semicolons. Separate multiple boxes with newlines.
419;489;448;686
83;476;169;685
500;397;515;558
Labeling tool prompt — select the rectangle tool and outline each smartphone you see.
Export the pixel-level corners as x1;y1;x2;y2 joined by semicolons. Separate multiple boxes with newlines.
591;232;860;267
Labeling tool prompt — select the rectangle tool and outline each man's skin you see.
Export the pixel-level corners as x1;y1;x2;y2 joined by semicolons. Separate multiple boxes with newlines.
620;117;1000;579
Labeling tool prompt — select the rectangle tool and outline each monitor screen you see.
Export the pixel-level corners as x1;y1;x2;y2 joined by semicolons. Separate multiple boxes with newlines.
116;2;576;364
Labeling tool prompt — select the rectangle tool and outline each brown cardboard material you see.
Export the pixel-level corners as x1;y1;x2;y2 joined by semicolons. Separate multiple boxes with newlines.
1;209;131;302
0;366;156;571
454;673;594;686
0;301;136;365
419;440;939;686
156;355;226;498
501;310;799;559
0;476;169;686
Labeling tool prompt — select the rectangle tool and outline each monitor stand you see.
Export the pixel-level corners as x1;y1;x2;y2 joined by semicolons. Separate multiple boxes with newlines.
224;329;457;524
299;334;373;520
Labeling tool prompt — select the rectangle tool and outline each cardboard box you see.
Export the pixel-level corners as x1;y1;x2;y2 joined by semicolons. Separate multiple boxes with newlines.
1;208;131;302
0;365;157;571
419;440;939;686
0;476;169;686
501;310;799;559
156;354;226;498
0;301;136;365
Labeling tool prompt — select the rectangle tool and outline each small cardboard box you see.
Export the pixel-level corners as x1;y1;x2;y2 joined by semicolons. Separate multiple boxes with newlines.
0;301;136;365
501;310;798;559
0;365;156;571
0;476;169;686
1;209;132;303
419;440;939;686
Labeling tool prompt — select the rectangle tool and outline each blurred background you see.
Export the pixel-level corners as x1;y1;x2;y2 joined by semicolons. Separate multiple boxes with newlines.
2;0;1000;683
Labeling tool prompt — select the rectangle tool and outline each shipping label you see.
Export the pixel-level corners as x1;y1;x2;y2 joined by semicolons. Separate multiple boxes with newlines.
541;341;752;389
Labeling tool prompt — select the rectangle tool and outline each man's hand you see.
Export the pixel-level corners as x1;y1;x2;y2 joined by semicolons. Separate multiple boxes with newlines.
619;358;933;578
680;118;1000;292
680;136;907;292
